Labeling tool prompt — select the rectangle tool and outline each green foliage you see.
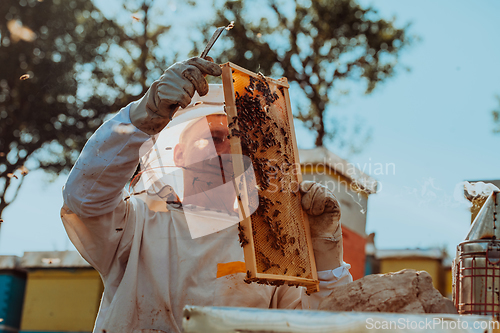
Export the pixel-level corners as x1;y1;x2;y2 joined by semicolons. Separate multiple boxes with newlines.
0;0;120;216
0;0;170;217
210;0;413;148
0;0;412;218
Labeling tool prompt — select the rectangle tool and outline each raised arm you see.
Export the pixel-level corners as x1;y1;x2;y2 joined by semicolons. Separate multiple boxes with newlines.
63;57;222;218
62;108;149;218
61;58;222;274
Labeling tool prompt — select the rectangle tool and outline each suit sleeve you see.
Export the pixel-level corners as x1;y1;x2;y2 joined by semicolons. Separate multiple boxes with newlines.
61;104;152;275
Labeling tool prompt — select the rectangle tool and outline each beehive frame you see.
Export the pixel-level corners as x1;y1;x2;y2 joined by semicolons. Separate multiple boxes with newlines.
221;62;319;293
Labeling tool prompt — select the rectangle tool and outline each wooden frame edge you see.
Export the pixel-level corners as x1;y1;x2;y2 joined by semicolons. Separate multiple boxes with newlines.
282;87;319;284
221;63;258;279
224;62;290;88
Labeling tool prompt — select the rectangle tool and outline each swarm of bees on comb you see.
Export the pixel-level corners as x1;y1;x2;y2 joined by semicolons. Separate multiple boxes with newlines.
222;63;319;293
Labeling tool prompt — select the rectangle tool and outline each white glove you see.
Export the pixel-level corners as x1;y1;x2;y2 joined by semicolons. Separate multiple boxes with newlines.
300;181;344;271
300;180;342;242
130;57;222;135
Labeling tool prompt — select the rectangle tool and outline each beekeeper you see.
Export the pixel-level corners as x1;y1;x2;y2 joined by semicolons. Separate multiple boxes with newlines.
61;57;352;333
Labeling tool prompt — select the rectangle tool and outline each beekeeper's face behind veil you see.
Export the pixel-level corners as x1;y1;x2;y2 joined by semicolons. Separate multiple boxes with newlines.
174;114;234;207
135;84;257;238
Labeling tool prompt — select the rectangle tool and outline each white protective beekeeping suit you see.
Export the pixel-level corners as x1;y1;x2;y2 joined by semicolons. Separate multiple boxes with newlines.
61;58;352;333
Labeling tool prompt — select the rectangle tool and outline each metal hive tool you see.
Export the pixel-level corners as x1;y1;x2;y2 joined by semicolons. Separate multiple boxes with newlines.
221;62;319;293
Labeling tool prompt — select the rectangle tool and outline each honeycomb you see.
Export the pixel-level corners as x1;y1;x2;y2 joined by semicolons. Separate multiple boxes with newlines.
221;63;319;292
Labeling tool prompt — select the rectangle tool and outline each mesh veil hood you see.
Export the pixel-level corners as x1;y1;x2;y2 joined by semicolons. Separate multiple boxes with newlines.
132;84;258;238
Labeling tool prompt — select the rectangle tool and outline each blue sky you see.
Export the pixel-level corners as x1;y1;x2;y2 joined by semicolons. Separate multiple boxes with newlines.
343;0;500;255
2;0;500;258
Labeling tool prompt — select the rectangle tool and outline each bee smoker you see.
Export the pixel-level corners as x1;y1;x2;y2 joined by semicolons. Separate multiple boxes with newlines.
453;190;500;316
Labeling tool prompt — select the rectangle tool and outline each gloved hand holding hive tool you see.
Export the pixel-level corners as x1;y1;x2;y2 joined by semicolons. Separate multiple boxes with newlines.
61;28;352;333
130;57;222;135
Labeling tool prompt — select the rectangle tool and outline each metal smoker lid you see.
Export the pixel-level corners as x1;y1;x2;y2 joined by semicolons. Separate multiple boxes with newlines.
466;191;499;240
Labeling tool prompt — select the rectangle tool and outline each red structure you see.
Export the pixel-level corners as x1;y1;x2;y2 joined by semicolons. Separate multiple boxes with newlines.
342;225;367;280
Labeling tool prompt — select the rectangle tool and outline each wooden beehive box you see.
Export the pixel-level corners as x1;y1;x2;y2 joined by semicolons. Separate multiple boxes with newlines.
221;62;319;293
19;251;103;332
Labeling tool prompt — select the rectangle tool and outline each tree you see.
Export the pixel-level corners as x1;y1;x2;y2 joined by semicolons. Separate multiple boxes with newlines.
0;0;121;218
0;0;134;218
0;0;202;219
209;0;413;150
